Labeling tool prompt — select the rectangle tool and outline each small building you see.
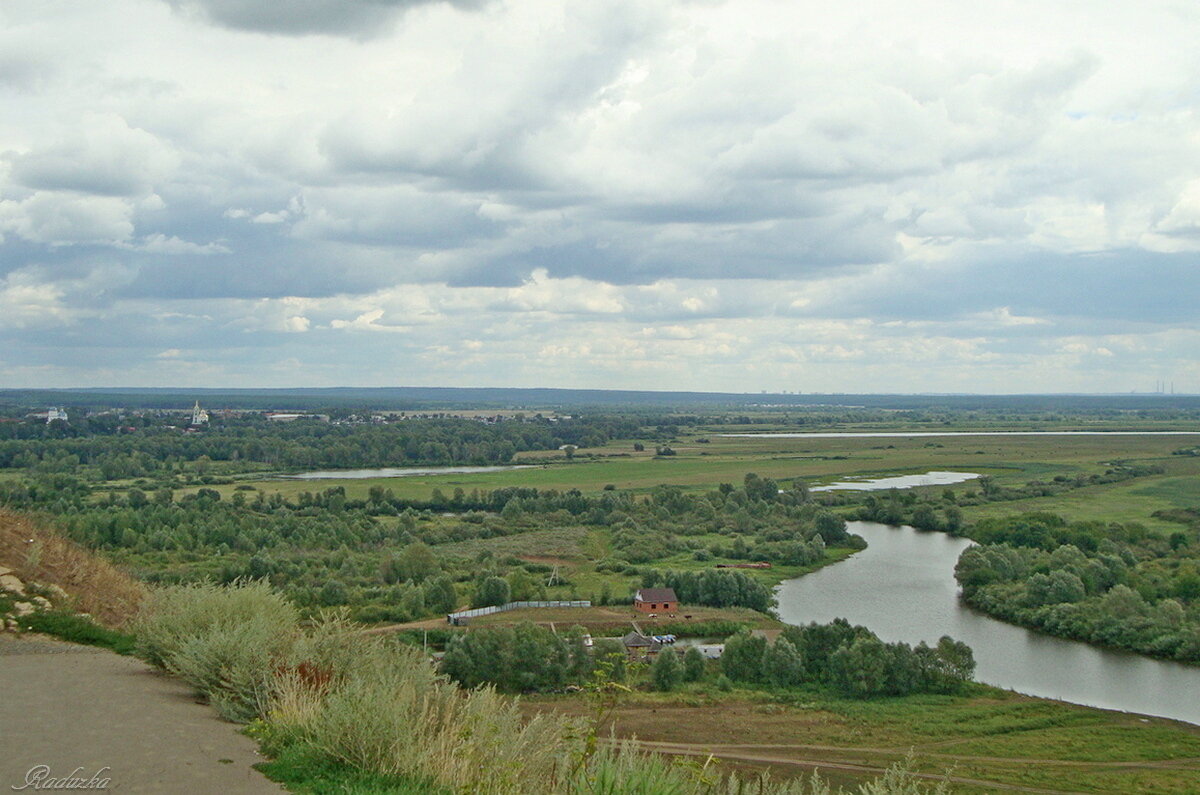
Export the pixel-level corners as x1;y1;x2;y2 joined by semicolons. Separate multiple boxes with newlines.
621;631;662;660
46;407;68;424
634;587;678;614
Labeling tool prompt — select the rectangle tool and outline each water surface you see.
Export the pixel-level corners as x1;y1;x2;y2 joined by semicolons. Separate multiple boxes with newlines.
775;521;1200;725
811;471;978;492
286;465;534;480
723;431;1200;438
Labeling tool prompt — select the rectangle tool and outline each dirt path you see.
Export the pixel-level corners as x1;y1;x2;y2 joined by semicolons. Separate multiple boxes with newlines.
0;635;282;793
627;740;1078;794
640;741;1200;771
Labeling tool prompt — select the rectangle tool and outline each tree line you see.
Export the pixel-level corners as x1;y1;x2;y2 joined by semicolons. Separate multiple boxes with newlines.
955;513;1200;663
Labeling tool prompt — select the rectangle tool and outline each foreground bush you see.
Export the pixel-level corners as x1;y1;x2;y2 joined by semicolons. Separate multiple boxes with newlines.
133;579;356;721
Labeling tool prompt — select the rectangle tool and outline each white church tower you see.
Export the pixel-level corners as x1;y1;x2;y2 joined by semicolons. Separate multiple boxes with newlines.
191;401;209;425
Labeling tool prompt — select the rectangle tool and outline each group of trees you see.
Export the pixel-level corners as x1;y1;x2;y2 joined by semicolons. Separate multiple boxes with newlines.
0;463;869;624
639;569;773;612
721;620;976;698
439;623;597;692
0;415;643;477
956;513;1200;662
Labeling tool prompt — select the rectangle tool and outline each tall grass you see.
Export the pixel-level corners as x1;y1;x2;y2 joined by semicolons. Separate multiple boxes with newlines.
135;580;954;794
134;579;318;721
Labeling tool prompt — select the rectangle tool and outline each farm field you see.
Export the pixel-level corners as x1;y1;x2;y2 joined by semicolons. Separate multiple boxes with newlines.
524;689;1200;794
170;430;1200;534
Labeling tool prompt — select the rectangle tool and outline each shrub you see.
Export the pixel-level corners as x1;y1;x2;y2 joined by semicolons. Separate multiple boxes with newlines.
133;580;302;721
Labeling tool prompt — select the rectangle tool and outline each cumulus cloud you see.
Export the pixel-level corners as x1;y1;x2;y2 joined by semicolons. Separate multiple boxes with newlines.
9;115;178;198
0;193;136;246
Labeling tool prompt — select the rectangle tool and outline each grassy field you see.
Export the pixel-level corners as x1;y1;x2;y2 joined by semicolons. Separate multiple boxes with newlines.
174;430;1195;498
162;431;1200;541
524;687;1200;793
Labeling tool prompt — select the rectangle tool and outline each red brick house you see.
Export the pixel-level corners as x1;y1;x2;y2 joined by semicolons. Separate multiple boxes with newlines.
634;587;677;614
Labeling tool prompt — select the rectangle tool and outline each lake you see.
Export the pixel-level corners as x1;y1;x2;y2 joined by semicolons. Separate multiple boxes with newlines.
775;521;1200;726
722;431;1200;438
285;465;535;480
810;471;979;492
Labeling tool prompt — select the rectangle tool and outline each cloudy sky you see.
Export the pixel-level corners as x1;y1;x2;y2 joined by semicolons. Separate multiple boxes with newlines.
1;0;1198;393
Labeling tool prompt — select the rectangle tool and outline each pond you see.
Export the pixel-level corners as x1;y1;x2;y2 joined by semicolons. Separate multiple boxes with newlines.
810;471;979;492
775;521;1200;725
285;465;535;480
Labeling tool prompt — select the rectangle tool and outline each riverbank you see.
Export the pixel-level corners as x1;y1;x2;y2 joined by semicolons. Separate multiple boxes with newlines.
776;522;1200;726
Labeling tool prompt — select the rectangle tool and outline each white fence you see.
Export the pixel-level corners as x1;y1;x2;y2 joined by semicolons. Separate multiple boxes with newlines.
447;600;591;625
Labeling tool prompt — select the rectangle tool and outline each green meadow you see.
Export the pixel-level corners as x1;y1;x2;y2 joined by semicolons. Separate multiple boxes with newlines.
174;430;1200;538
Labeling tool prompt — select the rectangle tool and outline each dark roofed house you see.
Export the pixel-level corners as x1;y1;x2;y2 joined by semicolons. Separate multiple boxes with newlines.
621;631;662;660
634;587;677;614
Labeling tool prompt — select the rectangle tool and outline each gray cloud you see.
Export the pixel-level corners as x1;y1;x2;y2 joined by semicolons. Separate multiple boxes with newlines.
164;0;486;37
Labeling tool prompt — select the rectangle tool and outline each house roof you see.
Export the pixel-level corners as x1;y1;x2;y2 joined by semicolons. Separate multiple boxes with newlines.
635;587;677;603
622;631;661;650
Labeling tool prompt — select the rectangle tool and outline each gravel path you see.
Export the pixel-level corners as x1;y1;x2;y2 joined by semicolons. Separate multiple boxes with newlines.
0;635;283;793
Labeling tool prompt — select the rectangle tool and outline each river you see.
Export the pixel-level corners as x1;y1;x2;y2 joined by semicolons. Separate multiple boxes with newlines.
722;431;1200;438
775;521;1200;725
284;465;535;480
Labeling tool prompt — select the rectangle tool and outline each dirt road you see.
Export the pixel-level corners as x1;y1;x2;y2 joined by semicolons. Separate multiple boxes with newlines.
0;636;282;793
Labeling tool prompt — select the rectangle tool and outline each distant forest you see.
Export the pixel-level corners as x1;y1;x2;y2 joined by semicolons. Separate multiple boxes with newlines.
3;386;1199;413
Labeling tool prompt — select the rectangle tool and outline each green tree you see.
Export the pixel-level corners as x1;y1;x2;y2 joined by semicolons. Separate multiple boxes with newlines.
682;645;706;682
721;631;767;683
423;575;459;614
474;576;511;608
814;511;848;543
394;542;439;583
762;637;805;687
506;568;535;601
830;636;889;697
400;584;426;618
651;650;683;691
318;580;348;606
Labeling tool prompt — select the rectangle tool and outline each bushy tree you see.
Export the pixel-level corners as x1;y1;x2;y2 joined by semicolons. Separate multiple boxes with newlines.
441;622;572;692
814;511;848;544
762;637;805;687
682;645;706;682
423;575;459;614
474;576;511;608
721;631;767;683
651;649;683;691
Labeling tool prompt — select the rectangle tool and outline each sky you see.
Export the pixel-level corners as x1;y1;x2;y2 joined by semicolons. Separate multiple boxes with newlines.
1;0;1198;394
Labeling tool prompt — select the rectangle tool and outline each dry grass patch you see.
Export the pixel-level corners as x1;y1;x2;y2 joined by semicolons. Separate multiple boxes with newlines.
0;509;145;627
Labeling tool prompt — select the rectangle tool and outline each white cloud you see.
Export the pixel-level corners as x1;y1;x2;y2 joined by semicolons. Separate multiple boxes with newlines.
0;192;135;246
